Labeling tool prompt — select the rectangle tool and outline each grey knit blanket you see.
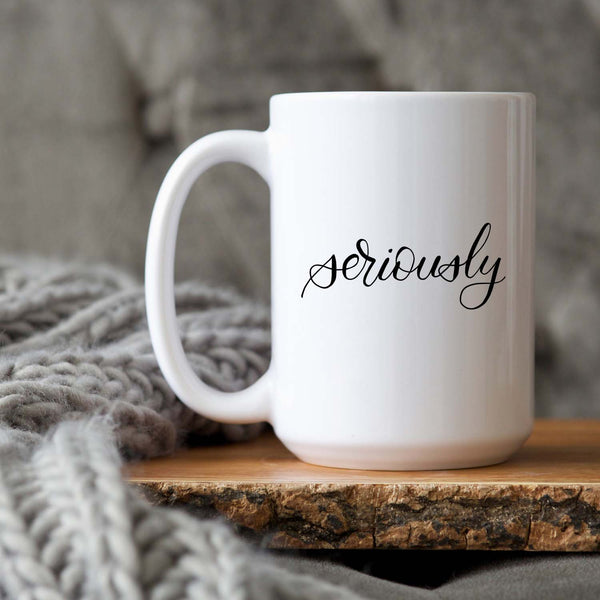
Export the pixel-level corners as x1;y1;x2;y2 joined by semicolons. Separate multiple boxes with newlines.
0;257;268;457
0;257;360;600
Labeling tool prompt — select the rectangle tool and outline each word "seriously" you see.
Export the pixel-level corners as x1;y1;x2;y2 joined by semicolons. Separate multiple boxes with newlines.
300;223;505;310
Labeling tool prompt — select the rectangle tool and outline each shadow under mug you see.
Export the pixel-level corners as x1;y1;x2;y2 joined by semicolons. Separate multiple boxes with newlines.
145;91;535;470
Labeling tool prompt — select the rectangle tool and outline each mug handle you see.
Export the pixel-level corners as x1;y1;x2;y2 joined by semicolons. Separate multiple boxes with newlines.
145;130;272;424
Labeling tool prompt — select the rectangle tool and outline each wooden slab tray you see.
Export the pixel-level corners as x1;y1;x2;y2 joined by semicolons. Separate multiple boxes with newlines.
126;420;600;551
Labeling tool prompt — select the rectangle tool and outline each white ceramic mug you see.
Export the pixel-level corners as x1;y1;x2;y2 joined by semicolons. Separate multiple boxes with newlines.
146;91;535;470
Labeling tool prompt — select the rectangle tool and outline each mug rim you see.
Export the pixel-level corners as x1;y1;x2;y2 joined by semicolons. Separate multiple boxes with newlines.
271;91;535;103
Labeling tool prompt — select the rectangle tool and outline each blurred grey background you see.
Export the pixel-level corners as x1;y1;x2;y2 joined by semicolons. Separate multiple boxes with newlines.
0;0;599;416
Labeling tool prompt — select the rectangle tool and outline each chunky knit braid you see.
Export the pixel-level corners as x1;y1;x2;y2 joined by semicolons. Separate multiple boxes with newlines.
0;421;362;600
0;257;268;458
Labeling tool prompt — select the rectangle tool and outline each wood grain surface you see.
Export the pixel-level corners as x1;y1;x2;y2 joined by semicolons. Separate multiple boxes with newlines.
126;420;600;551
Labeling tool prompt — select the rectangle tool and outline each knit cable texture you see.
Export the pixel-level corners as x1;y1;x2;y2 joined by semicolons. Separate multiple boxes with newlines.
0;256;269;458
0;257;363;599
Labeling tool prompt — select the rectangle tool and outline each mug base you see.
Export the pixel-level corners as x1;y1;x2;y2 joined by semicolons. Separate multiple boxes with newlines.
282;434;529;471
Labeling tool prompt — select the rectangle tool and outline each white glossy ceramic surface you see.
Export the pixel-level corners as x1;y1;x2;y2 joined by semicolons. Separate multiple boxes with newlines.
145;91;535;470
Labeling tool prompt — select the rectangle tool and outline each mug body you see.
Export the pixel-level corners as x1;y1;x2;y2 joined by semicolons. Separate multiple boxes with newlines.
268;92;535;469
